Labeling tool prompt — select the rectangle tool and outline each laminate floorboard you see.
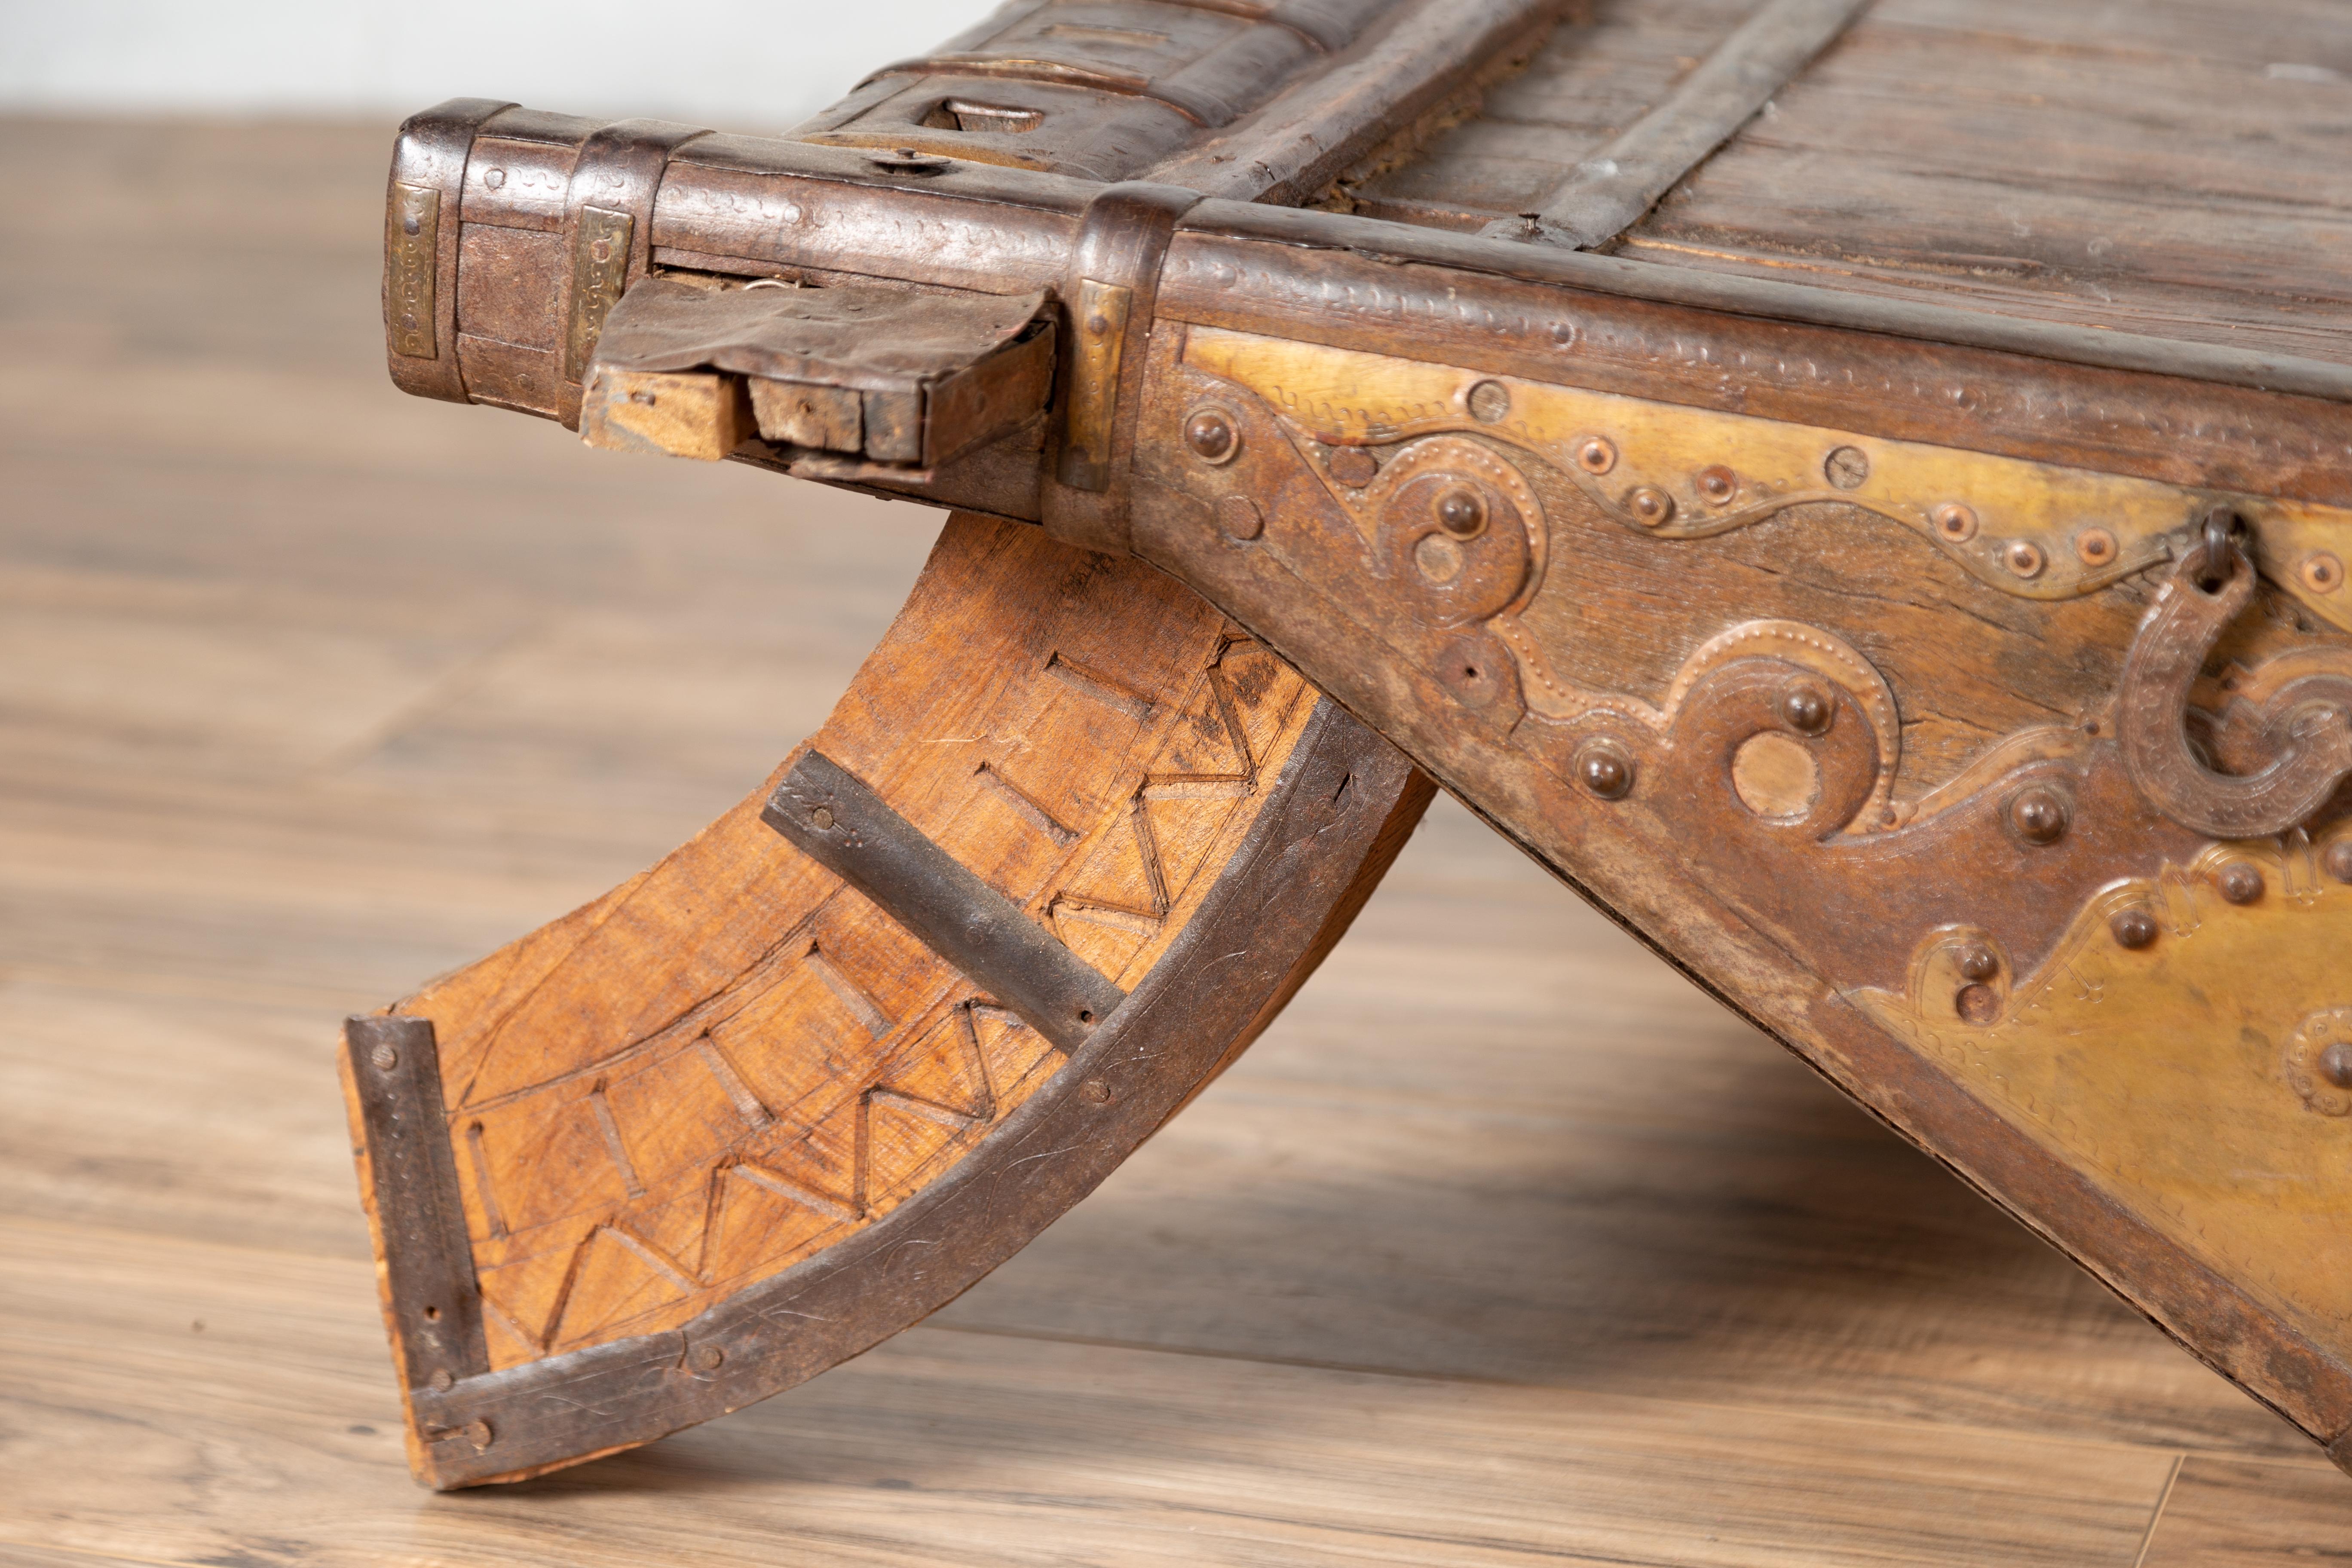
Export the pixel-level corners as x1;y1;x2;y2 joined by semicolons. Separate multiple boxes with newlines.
1;113;2347;1565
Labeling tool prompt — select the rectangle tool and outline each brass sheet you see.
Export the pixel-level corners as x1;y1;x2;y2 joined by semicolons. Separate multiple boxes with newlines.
564;206;634;384
385;183;440;360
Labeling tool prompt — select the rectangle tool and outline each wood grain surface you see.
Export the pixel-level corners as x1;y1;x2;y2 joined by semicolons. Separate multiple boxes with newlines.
5;114;2352;1563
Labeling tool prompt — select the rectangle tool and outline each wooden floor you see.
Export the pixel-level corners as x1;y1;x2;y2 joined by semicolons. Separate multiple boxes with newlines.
3;116;2350;1567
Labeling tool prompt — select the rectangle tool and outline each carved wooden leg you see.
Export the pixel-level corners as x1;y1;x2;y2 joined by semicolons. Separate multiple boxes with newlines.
340;512;1432;1488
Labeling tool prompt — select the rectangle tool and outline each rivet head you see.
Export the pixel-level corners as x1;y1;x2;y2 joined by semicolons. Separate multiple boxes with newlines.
430;1368;455;1391
1955;983;2000;1024
1183;409;1235;462
1328;446;1377;487
1626;486;1675;527
464;1419;494;1451
1574;436;1617;475
1696;465;1738;505
1087;313;1109;335
692;1344;724;1372
2304;552;2345;594
1932;502;1978;542
2321;1040;2352;1090
1413;533;1464;585
1217;495;1263;541
1956;944;1999;983
1780;684;1831;735
1434;487;1486;538
1824;446;1870;490
1574;741;1634;800
2325;840;2352;883
401;214;421;236
810;805;835;830
1081;1077;1112;1104
2110;908;2158;949
2005;540;2047;579
2217;861;2264;904
370;1042;398;1072
1466;380;1510;423
2075;527;2117;567
2008;786;2068;846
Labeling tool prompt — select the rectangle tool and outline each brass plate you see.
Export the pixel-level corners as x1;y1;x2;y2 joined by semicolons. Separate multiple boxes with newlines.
1183;328;2352;634
1057;277;1132;492
385;182;440;361
564;206;635;384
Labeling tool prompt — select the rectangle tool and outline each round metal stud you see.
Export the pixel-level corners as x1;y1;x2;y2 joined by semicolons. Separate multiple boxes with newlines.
1955;983;2000;1024
810;805;835;830
1696;465;1738;505
2321;1040;2352;1090
2008;786;2069;846
430;1368;455;1391
370;1042;398;1072
1574;741;1634;800
1434;487;1487;538
1780;684;1832;735
2075;527;2117;567
1467;380;1511;423
1183;408;1236;463
2216;861;2264;904
1328;446;1378;487
692;1344;725;1371
2326;839;2352;883
1575;436;1617;475
1824;445;1871;490
2110;908;2158;949
2006;540;2047;579
1217;495;1264;541
1956;943;1999;983
1413;532;1464;585
1626;486;1675;527
465;1419;495;1450
1081;1077;1113;1104
1932;502;1978;542
2304;552;2345;594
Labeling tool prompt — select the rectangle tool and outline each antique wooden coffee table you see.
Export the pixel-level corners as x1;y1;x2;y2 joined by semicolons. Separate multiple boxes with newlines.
352;0;2352;1492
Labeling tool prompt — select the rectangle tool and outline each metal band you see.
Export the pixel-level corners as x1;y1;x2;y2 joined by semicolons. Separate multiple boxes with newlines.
343;1015;489;1395
383;97;516;403
1484;0;1871;248
763;749;1128;1053
1044;181;1206;553
559;118;714;409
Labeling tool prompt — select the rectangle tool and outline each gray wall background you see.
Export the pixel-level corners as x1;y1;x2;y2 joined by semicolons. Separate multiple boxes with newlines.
0;0;987;128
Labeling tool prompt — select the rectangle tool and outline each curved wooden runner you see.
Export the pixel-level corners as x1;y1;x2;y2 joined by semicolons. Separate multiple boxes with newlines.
340;513;1431;1488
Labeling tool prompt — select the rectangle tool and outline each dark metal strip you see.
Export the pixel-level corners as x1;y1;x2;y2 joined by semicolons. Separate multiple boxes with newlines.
343;1015;489;1394
407;699;1426;1489
762;749;1127;1054
1484;0;1873;248
1142;0;1571;205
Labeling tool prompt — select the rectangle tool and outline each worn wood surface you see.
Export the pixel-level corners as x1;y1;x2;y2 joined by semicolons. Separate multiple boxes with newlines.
1348;0;2352;366
7;114;2352;1562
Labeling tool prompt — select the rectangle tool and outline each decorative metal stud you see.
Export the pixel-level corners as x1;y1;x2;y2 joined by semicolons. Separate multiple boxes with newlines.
2304;552;2345;594
1824;446;1870;490
1574;741;1634;800
1217;495;1264;541
1697;465;1738;505
1575;436;1617;475
2075;527;2117;567
2326;839;2352;883
1932;502;1977;542
2006;540;2047;579
1328;446;1377;487
2110;908;2158;949
1780;684;1832;735
1435;487;1487;539
1467;380;1511;423
1955;943;2000;982
2216;861;2264;904
1626;486;1675;527
2008;786;2069;846
1184;407;1237;463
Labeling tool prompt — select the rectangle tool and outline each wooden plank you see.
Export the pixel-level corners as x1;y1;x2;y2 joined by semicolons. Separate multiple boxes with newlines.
0;1216;2178;1568
2138;1455;2352;1567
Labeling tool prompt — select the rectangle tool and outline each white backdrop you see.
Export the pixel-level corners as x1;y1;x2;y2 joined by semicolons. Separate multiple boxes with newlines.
0;0;989;129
